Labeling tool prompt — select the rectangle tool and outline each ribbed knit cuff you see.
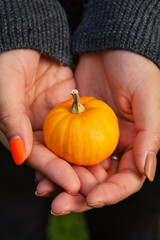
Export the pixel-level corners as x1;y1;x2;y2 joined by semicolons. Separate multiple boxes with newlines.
0;0;72;66
72;0;160;68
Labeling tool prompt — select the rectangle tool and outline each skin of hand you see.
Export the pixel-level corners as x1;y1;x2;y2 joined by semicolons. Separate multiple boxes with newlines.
0;49;82;195
37;50;160;215
74;50;160;207
35;159;115;215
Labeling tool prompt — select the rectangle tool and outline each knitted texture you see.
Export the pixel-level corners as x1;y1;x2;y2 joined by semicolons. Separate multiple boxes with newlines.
0;0;72;66
72;0;160;68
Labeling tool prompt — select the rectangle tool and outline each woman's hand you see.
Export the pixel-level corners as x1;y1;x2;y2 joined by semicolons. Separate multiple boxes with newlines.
36;50;160;215
75;50;160;178
74;50;160;206
0;49;80;195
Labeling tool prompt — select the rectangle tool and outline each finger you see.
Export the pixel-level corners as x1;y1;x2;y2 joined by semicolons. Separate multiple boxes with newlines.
73;162;109;196
73;164;109;196
0;130;10;150
51;192;91;216
86;163;109;183
0;54;33;164
86;150;145;207
35;171;45;184
108;158;119;177
35;178;58;197
132;65;160;181
73;165;98;195
73;163;109;196
26;132;80;195
100;158;111;171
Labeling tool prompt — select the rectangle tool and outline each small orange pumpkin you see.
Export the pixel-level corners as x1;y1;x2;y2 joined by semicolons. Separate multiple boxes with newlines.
43;89;119;166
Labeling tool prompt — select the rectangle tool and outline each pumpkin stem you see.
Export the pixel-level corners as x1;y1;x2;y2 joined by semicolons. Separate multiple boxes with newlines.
70;89;85;114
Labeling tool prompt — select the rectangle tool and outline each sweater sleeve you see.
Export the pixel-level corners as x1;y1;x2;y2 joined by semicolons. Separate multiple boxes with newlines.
0;0;72;66
72;0;160;68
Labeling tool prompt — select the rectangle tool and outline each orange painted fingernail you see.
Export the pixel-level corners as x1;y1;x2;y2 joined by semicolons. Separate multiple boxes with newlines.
10;137;26;165
106;168;111;174
65;189;72;195
65;189;78;196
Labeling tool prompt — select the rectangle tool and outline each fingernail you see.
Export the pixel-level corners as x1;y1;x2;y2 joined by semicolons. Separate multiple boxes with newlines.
65;189;72;195
64;189;78;196
35;191;53;198
144;152;157;182
10;137;26;165
106;168;111;174
77;205;92;212
87;201;105;208
51;210;70;216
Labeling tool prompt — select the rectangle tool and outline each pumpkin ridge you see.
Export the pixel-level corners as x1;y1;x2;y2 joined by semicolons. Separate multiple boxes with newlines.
80;114;93;165
83;114;98;164
78;112;108;164
53;114;72;159
67;116;78;164
44;111;68;137
86;111;119;158
91;114;110;162
80;96;96;104
86;106;118;126
46;114;71;150
86;103;117;121
69;115;86;164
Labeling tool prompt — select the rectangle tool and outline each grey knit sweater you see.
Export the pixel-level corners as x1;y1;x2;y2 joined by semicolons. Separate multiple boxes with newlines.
72;0;160;68
0;0;160;68
0;0;72;66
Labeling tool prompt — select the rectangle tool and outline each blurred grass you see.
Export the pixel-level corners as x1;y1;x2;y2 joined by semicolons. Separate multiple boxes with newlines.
47;211;160;240
47;212;89;240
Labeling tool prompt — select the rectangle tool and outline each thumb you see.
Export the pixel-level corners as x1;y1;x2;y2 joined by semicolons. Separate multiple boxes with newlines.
0;68;33;165
133;66;160;182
